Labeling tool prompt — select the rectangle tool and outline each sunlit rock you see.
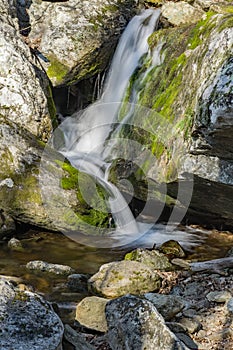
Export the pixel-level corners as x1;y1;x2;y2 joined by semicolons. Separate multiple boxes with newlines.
88;260;161;298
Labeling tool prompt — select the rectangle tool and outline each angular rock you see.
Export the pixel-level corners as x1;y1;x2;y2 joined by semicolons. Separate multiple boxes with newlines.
67;274;89;293
161;1;204;26
26;260;75;275
105;295;188;350
144;293;185;320
88;260;161;298
0;278;64;350
64;324;95;350
125;248;173;271
178;318;202;334
28;0;137;85
206;290;232;303
75;296;108;332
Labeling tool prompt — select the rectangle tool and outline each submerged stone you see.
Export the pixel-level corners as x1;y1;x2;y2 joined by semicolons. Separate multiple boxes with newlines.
26;260;75;275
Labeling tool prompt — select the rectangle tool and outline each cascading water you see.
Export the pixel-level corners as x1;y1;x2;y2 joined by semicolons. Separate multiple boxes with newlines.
52;9;161;245
44;9;202;248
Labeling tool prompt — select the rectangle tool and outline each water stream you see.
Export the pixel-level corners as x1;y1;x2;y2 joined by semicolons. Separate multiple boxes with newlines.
51;9;163;247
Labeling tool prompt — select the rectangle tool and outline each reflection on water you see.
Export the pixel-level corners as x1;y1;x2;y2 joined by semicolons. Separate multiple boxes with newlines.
0;225;232;301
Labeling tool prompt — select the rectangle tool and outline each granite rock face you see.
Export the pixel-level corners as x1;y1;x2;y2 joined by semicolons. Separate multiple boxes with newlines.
117;7;233;229
0;0;53;140
28;0;138;86
0;278;64;350
105;295;188;350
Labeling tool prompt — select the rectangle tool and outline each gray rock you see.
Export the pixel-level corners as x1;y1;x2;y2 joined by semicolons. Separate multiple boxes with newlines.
125;248;173;271
88;260;161;298
206;291;232;303
0;278;64;350
105;295;188;350
175;333;198;350
0;0;53;140
75;296;108;332
178;317;202;334
144;293;185;320
226;298;233;313
28;0;137;85
7;237;24;251
26;260;75;275
161;1;204;26
64;324;95;350
0;210;15;239
67;274;89;293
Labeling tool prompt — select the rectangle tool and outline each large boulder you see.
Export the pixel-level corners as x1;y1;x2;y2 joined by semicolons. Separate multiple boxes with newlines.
161;1;204;26
0;0;54;140
105;295;188;350
0;278;64;350
114;7;233;229
88;260;161;298
28;0;138;86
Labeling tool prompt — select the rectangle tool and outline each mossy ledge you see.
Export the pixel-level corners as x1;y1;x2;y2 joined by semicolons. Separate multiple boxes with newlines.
118;11;232;182
60;161;110;229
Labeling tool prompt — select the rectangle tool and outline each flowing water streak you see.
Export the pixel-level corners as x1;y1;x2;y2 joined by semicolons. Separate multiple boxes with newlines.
57;10;161;241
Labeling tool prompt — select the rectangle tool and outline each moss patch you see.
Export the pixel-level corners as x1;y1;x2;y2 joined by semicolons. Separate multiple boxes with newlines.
47;55;70;84
60;161;110;228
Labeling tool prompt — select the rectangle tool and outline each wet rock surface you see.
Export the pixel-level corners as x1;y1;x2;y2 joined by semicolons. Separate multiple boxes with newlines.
0;0;53;140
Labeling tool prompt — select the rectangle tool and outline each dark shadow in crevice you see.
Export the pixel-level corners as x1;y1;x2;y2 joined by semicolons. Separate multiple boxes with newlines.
16;0;32;36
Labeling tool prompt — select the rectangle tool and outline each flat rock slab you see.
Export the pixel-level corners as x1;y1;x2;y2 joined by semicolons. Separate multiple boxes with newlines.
0;278;63;350
26;260;75;275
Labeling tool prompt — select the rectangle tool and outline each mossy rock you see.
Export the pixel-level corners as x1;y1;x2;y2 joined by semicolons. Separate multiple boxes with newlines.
125;248;173;271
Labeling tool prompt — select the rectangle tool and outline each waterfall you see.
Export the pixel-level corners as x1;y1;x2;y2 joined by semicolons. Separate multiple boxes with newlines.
51;9;161;246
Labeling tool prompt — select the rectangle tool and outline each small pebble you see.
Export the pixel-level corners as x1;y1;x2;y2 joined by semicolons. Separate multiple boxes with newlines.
206;291;232;303
179;317;201;334
7;238;24;251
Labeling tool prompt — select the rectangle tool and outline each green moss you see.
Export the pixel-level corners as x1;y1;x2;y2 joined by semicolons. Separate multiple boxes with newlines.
187;11;217;50
218;13;233;32
46;83;57;128
61;161;110;228
47;55;70;84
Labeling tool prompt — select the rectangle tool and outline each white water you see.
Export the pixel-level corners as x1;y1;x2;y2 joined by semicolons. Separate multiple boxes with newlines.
53;9;161;245
51;9;202;248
